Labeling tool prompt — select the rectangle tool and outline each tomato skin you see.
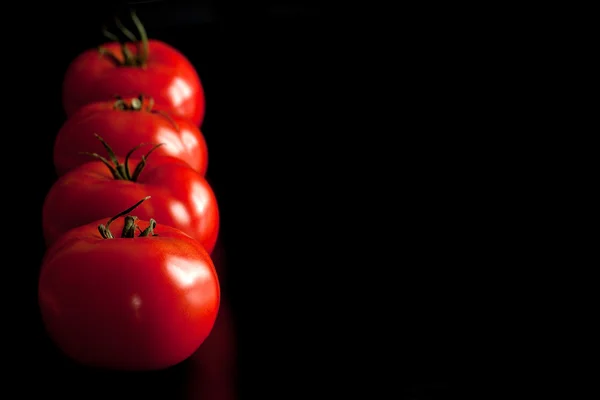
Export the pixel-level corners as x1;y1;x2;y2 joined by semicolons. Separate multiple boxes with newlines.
62;40;205;126
54;98;208;177
187;299;237;399
42;156;219;253
39;217;220;371
186;240;236;399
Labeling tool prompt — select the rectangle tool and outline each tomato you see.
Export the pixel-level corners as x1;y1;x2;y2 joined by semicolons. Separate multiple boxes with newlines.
42;137;219;253
186;299;237;399
186;241;236;399
62;12;205;126
54;95;208;177
39;197;220;371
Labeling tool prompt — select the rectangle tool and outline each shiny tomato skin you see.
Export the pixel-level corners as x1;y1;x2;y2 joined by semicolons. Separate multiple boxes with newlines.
39;217;220;371
53;99;208;177
62;40;205;126
42;156;219;254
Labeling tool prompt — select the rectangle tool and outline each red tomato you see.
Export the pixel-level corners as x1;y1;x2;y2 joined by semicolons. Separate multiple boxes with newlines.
62;13;205;126
54;95;208;177
39;197;220;371
187;300;237;400
42;140;219;253
186;240;237;399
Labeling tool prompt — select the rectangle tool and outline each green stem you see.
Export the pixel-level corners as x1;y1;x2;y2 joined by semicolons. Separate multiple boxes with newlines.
124;142;149;179
121;43;135;65
115;18;138;42
102;26;120;42
139;219;158;237
97;12;151;67
94;134;129;179
98;196;151;239
80;134;165;182
98;47;122;65
79;151;123;179
130;97;143;110
131;143;164;181
112;95;145;112
121;216;139;238
131;10;150;66
110;95;179;132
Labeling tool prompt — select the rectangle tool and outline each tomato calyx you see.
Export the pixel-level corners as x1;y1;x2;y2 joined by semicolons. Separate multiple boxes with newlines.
113;94;180;131
98;11;150;68
113;94;152;112
98;196;158;239
80;133;164;182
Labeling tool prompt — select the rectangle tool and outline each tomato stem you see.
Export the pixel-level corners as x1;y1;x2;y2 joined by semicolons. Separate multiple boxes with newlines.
101;26;120;42
121;216;139;238
98;196;151;239
139;219;158;237
97;47;121;65
79;150;122;180
113;94;146;112
131;11;150;67
112;94;181;131
115;17;137;42
124;141;149;178
113;94;179;132
97;10;150;68
79;134;164;182
96;134;129;178
131;143;164;181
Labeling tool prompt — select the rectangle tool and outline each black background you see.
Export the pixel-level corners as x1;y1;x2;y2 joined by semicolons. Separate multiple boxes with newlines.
2;1;523;399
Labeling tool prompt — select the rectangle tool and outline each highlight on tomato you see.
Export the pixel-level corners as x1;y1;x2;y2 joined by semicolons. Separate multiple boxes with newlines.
42;135;220;254
62;11;205;126
38;197;220;371
54;94;208;177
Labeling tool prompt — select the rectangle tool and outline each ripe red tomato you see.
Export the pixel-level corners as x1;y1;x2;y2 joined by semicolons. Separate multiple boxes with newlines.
42;138;219;253
186;241;237;399
54;95;208;177
62;13;205;126
39;197;220;371
187;299;237;400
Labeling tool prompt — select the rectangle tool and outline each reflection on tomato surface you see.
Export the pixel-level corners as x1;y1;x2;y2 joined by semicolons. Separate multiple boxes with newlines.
186;238;237;399
53;96;209;177
62;39;206;127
